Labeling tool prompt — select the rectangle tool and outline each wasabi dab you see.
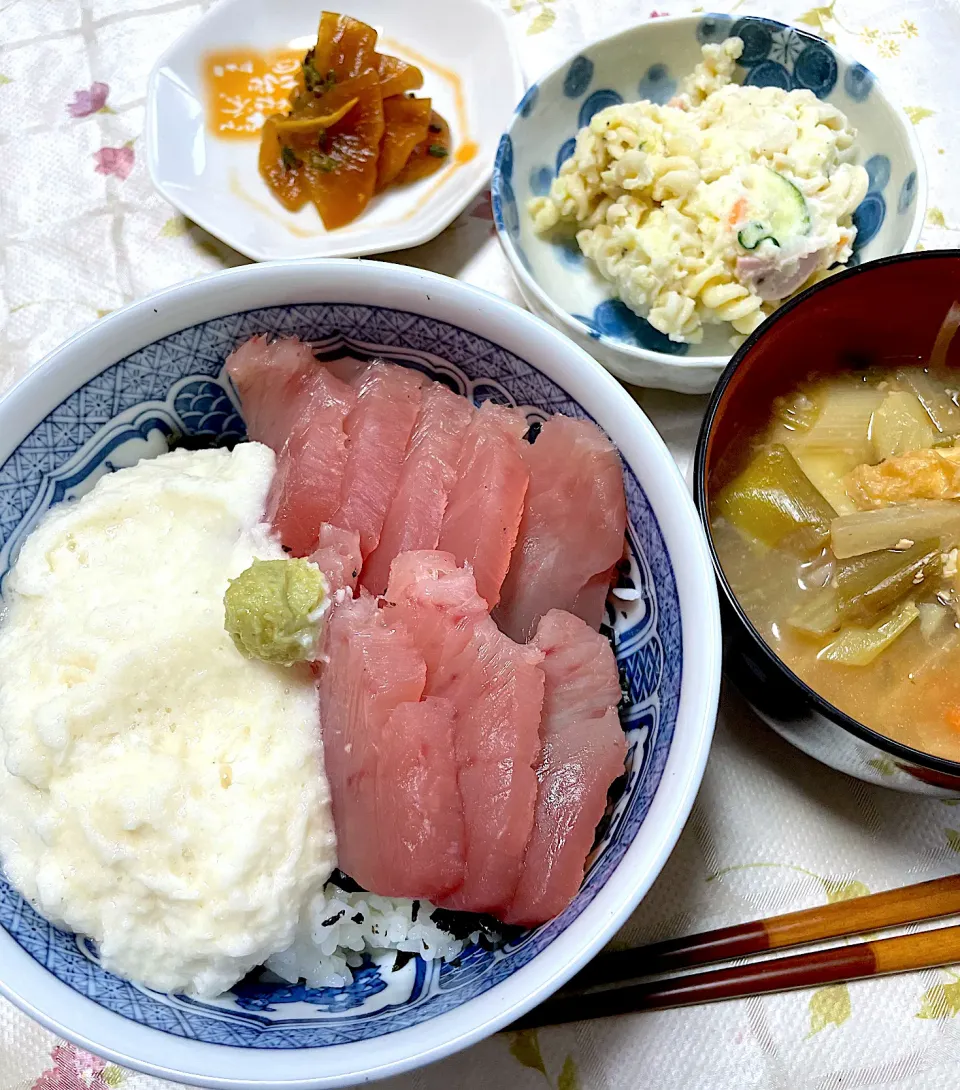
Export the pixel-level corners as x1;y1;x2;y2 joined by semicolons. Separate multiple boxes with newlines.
224;558;329;666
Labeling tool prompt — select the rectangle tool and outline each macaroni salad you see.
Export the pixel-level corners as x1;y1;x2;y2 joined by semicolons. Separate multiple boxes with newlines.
529;38;869;345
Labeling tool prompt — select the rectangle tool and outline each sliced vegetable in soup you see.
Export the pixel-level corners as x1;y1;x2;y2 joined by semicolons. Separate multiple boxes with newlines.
710;306;960;760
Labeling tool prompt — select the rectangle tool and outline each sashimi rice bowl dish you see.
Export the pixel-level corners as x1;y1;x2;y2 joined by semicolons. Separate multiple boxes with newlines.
0;264;716;1077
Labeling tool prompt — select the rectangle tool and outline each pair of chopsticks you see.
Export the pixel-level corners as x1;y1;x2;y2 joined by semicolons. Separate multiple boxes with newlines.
510;874;960;1030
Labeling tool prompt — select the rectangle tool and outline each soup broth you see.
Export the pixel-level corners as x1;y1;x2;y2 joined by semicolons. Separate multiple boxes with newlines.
711;351;960;761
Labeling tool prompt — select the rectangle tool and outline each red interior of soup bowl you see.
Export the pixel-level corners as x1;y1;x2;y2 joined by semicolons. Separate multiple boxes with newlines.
706;252;960;483
698;250;960;790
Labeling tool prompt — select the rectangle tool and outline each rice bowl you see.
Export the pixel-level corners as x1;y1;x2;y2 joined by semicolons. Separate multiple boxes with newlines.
0;259;721;1087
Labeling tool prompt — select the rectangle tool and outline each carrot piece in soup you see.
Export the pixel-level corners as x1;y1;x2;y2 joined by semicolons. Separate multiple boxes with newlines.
377;96;432;190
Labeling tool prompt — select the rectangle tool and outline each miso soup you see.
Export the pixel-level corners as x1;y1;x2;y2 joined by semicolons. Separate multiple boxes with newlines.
710;346;960;761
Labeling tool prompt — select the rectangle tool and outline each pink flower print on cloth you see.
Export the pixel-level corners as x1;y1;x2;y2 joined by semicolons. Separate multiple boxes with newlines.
67;82;109;118
94;145;135;181
32;1043;119;1090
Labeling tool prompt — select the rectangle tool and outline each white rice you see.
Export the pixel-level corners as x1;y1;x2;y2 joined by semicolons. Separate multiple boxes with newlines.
265;883;476;988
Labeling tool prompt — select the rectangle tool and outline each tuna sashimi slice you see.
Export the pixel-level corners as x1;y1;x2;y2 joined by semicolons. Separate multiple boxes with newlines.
318;593;466;900
225;335;318;451
502;609;626;927
374;696;465;899
266;368;357;556
495;416;627;642
385;551;545;915
570;567;617;632
361;383;474;596
309;523;361;596
437;401;530;609
332;362;425;559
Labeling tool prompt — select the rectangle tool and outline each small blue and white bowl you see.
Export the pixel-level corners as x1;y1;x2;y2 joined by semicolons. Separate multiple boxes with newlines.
0;261;721;1088
492;14;926;395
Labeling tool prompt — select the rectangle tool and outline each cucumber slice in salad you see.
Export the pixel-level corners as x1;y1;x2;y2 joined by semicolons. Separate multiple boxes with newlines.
738;222;778;249
736;168;811;250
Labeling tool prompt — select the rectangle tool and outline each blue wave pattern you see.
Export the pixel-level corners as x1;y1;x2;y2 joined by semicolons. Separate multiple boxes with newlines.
0;304;682;1047
232;959;387;1014
174;380;245;444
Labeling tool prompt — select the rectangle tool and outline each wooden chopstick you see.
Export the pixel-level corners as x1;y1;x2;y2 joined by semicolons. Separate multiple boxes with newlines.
511;921;960;1029
570;874;960;989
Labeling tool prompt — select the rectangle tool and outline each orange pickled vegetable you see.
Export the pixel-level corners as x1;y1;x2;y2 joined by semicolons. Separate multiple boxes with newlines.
272;96;358;134
303;70;385;229
377;96;432;190
313;12;378;81
257;11;453;229
395;109;451;185
377;53;424;98
259;117;311;211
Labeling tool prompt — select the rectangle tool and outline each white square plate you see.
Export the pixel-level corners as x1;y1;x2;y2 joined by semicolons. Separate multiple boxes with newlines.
145;0;523;260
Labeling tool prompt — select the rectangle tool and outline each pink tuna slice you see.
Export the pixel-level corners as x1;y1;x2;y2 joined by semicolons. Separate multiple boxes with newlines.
374;695;465;898
436;401;530;609
266;368;357;556
495;416;627;643
225;335;319;451
318;592;466;900
736;245;826;301
361;382;475;596
308;523;362;596
385;550;545;915
331;362;425;559
502;609;626;927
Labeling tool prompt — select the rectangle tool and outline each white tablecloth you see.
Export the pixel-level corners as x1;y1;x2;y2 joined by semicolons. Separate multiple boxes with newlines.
1;1;960;1087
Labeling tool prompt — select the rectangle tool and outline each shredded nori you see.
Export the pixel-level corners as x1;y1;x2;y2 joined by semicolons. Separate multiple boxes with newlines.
591;771;627;848
617;661;631;709
325;874;522;957
429;907;523;947
524;420;542;445
329;869;365;894
321;910;345;927
392;950;416;972
166;431;240;453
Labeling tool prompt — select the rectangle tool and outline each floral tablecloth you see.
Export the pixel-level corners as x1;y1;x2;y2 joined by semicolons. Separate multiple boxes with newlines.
2;0;960;1087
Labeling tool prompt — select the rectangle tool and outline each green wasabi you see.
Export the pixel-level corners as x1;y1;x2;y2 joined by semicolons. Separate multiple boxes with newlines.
224;558;328;666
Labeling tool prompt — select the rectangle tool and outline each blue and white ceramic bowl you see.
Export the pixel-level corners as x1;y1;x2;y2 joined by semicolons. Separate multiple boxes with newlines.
0;261;721;1088
492;14;926;395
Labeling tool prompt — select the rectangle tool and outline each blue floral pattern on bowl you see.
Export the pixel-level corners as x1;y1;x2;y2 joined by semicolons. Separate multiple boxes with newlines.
0;303;682;1048
492;14;924;393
